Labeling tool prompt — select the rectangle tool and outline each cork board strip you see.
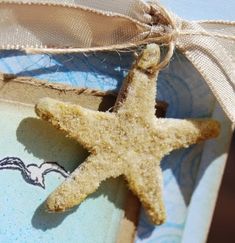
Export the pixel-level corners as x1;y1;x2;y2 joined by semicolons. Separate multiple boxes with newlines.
0;73;168;115
0;73;116;111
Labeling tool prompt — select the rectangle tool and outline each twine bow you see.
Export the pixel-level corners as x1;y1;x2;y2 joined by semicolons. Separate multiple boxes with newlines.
0;0;234;122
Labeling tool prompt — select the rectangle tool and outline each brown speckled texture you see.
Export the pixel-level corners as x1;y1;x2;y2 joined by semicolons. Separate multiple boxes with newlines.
35;44;220;224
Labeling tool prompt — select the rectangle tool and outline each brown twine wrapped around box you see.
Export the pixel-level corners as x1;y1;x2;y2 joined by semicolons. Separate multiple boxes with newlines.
0;0;234;122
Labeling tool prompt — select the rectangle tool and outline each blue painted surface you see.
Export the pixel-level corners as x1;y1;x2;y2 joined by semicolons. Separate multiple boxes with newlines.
0;0;233;242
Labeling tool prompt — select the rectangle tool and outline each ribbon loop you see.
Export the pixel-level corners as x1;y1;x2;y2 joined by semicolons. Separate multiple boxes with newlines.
176;19;235;122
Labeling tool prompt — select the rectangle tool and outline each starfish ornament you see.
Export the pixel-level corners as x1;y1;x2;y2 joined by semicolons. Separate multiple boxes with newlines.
35;44;220;224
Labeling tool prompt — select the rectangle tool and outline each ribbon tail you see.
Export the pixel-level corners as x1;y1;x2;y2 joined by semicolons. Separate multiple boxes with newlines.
177;21;235;123
197;20;235;63
196;20;235;35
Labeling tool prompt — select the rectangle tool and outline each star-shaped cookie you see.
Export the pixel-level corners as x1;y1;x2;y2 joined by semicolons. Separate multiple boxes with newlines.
35;44;220;224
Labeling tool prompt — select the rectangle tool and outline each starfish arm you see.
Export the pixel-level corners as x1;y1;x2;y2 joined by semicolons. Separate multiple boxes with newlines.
155;118;220;152
35;97;114;150
46;153;122;212
126;164;166;225
115;44;160;117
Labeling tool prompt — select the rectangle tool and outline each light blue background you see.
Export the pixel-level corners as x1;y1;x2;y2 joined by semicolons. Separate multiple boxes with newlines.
161;0;234;21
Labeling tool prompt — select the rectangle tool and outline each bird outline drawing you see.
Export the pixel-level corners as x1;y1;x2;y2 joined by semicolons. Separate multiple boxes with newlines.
0;157;69;188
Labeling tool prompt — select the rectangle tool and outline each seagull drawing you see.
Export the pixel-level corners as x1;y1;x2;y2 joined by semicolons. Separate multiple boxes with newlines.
0;157;69;188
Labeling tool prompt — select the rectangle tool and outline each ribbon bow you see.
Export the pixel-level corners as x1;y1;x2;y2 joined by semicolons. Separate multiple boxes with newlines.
0;0;234;122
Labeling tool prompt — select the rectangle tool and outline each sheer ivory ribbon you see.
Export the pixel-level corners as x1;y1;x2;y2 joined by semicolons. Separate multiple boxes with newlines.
0;0;234;122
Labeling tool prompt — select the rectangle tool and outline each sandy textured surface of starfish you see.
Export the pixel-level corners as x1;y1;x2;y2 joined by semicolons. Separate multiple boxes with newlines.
35;44;220;224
